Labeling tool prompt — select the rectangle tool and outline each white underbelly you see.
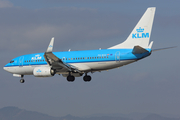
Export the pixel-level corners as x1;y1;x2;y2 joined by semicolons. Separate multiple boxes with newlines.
5;65;49;75
70;60;135;72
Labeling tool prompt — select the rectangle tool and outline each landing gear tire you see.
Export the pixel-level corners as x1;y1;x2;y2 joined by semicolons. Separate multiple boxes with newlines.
20;79;25;83
67;75;75;82
83;75;91;82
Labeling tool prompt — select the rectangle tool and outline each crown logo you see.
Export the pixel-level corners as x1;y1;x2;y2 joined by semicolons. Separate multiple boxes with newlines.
136;27;144;32
49;45;53;48
37;69;41;72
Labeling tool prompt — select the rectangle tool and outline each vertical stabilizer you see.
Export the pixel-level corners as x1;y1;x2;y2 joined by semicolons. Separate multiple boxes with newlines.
109;7;156;49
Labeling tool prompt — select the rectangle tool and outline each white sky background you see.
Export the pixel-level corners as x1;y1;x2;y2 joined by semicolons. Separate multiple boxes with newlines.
0;0;180;117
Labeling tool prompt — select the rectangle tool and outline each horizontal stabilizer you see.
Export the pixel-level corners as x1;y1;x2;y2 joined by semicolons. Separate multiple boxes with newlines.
152;46;177;52
132;46;149;54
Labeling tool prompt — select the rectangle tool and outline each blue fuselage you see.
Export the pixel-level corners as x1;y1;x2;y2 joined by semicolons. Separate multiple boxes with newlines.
4;49;151;72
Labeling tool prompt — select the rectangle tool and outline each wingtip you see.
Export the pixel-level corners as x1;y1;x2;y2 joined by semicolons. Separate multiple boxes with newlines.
46;37;55;53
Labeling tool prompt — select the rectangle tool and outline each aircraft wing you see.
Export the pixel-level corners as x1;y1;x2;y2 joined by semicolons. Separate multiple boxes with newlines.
44;38;82;73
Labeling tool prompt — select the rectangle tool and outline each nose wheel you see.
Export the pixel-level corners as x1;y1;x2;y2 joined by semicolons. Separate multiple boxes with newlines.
20;75;25;83
20;79;25;83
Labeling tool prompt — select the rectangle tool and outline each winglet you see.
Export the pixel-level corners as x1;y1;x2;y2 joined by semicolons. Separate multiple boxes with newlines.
46;37;54;53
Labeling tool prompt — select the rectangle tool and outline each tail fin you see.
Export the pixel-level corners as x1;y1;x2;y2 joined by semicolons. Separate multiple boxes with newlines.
109;7;156;49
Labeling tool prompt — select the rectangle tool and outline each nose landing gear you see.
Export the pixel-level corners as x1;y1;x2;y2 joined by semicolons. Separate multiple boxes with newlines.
20;75;25;83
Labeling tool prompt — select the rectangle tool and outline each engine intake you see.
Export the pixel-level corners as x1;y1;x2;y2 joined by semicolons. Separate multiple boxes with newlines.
33;67;55;77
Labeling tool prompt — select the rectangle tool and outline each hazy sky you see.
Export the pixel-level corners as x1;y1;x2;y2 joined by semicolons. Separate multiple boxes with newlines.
1;0;180;117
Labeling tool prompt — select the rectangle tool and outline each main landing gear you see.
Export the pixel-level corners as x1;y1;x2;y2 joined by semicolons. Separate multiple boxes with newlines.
66;73;92;82
20;75;25;83
83;73;91;82
67;73;75;82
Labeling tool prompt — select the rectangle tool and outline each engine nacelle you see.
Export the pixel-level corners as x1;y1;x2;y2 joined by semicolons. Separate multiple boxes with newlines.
33;67;55;77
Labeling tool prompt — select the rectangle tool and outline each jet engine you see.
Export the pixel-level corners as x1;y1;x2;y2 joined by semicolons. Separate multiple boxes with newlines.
33;67;55;77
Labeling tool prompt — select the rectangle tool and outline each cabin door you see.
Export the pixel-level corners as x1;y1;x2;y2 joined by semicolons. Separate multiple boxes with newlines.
115;51;120;62
19;56;24;67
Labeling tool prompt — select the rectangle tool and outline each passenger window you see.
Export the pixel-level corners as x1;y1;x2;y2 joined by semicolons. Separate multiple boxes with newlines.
29;60;30;62
92;57;94;59
107;56;108;58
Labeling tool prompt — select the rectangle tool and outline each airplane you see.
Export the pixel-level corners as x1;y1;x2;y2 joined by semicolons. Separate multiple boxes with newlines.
4;7;159;83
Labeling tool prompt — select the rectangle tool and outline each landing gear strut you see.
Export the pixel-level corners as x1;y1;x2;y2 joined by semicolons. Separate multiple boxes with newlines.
83;73;91;82
67;72;75;82
20;75;25;83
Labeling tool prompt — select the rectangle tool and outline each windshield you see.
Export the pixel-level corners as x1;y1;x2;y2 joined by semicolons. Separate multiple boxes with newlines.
10;60;14;63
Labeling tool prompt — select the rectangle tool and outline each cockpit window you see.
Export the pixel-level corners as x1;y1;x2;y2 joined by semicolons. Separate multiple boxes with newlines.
10;60;14;63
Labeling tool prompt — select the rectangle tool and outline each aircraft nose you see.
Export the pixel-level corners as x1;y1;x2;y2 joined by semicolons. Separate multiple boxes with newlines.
3;64;9;72
3;66;8;71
